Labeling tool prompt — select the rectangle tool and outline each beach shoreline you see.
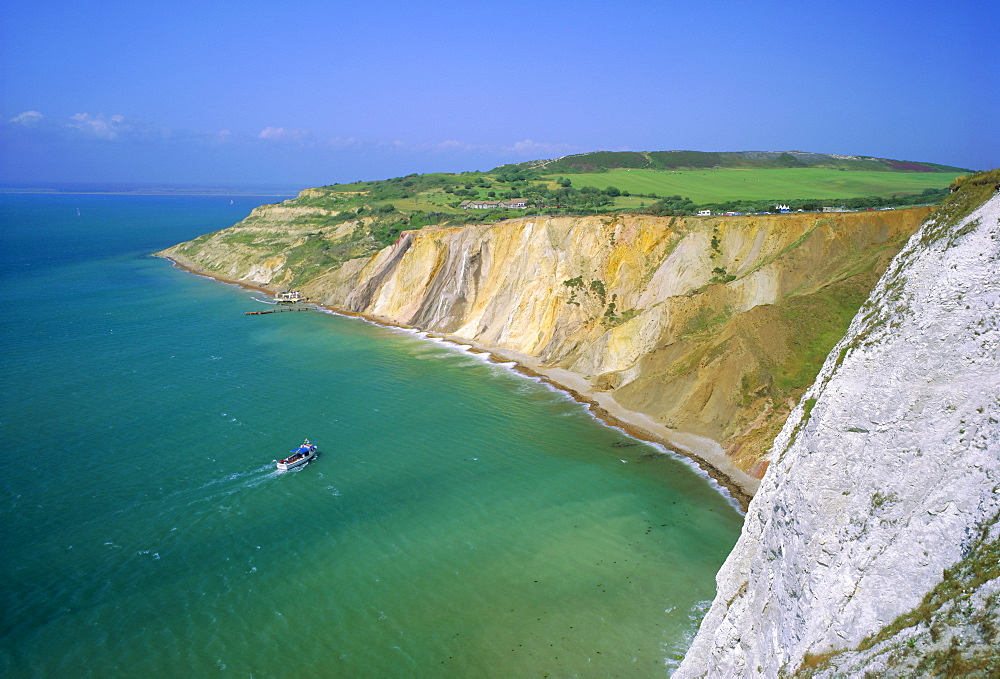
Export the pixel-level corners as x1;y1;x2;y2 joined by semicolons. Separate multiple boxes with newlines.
156;251;759;511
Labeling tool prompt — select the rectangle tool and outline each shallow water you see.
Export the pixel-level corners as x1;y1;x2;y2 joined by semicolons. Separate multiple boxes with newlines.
0;194;742;677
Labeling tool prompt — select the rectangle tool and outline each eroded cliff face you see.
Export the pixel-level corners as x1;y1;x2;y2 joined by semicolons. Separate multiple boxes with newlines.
161;207;929;479
676;189;1000;676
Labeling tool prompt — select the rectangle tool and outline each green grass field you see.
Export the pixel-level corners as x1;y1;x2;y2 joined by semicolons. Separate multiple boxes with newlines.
549;168;964;203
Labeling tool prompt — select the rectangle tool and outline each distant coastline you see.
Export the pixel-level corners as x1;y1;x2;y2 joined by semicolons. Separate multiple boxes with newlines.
157;250;759;511
0;183;299;197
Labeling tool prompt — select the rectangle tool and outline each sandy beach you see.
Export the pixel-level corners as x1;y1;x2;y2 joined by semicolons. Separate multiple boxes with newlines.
157;251;759;511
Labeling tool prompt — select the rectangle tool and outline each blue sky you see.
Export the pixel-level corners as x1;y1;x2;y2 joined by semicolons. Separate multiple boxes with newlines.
2;0;997;188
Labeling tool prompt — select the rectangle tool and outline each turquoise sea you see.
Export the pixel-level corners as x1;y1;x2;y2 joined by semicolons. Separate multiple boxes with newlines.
0;193;742;677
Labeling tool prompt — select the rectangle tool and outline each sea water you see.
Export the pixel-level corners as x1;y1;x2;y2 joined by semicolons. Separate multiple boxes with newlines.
0;193;742;677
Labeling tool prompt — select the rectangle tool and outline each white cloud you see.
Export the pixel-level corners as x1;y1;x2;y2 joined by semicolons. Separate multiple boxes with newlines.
10;110;44;125
257;126;311;142
60;112;167;141
324;136;361;149
200;128;238;145
398;137;579;158
434;139;481;153
69;112;121;139
501;139;578;157
3;109;580;177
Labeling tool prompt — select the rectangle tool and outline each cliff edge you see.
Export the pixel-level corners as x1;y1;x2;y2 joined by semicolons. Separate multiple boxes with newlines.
676;178;1000;676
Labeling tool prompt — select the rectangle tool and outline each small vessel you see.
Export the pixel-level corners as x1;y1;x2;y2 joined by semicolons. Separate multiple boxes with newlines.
275;440;318;470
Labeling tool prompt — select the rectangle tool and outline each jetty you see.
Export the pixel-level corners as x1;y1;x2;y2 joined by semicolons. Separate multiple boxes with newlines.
246;289;313;315
245;307;313;315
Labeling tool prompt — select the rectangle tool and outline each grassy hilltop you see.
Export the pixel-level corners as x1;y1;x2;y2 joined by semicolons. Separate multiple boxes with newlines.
278;150;965;244
495;149;968;210
544;167;962;204
506;149;968;174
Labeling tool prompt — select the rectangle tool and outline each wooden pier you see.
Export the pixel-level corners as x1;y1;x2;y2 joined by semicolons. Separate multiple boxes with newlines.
245;307;314;316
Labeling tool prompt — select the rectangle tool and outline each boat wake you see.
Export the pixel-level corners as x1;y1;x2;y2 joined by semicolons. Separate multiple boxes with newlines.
246;468;286;484
84;462;283;539
271;463;310;475
192;463;279;494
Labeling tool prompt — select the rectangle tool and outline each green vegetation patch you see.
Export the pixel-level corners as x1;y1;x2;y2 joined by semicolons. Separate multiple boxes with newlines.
861;511;1000;652
918;168;1000;248
549;168;964;205
268;154;968;241
221;229;275;245
771;277;874;393
282;235;340;286
802;397;818;421
549;150;652;171
563;277;610;308
680;305;733;339
807;510;1000;676
603;304;639;328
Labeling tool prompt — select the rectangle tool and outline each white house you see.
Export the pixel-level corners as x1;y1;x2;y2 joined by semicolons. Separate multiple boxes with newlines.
460;198;528;210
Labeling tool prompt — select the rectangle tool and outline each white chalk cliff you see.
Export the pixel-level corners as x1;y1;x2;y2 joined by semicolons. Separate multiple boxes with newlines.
677;189;1000;676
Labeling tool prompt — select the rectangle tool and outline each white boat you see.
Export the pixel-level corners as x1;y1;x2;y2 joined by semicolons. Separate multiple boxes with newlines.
275;440;317;470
